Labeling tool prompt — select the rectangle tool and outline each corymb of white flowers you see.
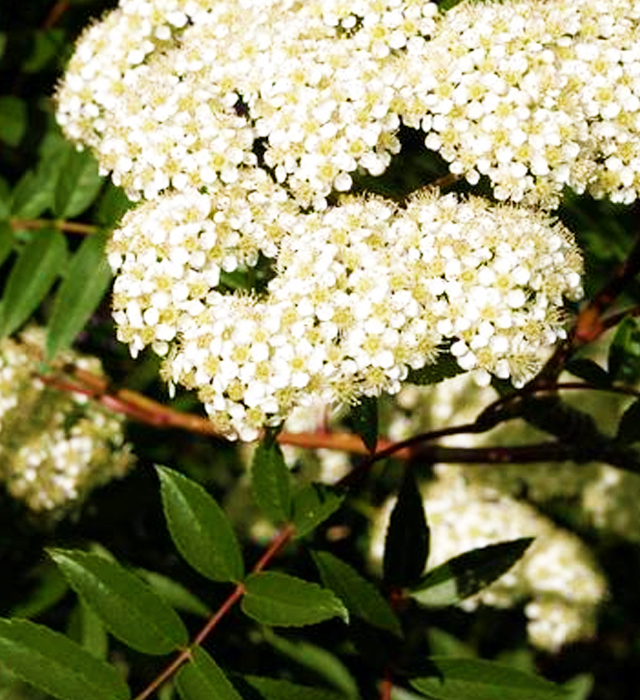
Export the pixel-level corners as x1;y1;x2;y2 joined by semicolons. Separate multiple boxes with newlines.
57;0;640;440
0;328;134;515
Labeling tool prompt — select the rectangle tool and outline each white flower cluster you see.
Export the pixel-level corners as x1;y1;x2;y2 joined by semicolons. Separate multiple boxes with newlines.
370;471;607;651
56;0;438;206
397;0;640;207
0;329;134;516
109;190;581;440
57;0;640;209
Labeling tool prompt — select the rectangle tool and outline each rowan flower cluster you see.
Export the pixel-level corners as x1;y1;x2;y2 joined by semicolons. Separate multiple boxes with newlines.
109;191;581;440
370;471;607;651
56;0;438;206
56;0;640;209
0;329;134;515
397;0;640;207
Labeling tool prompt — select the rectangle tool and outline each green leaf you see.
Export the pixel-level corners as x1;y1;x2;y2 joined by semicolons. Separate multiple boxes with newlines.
616;398;640;445
23;30;66;73
242;676;348;700
0;230;67;338
77;602;109;660
263;629;359;698
0;177;10;219
0;618;129;700
410;657;566;700
347;396;378;453
10;170;53;218
291;483;345;539
175;646;243;700
53;148;104;219
406;352;464;386
46;230;112;359
0;222;14;268
95;184;135;227
564;358;611;388
242;572;348;627
49;549;188;655
136;569;211;618
157;466;244;583
608;317;640;384
383;470;429;588
409;538;533;608
312;551;402;637
0;97;27;147
251;440;292;525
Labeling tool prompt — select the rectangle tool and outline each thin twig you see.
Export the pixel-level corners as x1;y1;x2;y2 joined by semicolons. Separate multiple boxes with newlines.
134;524;296;700
10;218;99;235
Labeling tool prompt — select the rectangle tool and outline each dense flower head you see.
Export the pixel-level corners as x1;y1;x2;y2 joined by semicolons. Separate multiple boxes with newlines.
0;328;134;515
108;171;300;358
57;0;640;209
395;0;640;207
370;471;607;651
56;0;438;206
109;189;582;440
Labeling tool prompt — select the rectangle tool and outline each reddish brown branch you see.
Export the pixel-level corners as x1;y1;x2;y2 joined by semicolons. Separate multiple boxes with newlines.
11;218;99;236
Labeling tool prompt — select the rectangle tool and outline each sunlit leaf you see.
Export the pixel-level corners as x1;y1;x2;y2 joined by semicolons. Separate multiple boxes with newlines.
175;647;243;700
0;618;129;700
157;466;244;583
242;572;348;627
49;549;188;655
136;569;211;618
409;538;533;608
313;551;402;637
53;148;104;219
291;483;345;539
251;439;292;525
46;230;112;359
0;230;67;338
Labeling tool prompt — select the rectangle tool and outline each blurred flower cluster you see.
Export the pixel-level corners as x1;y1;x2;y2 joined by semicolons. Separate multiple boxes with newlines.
0;328;134;516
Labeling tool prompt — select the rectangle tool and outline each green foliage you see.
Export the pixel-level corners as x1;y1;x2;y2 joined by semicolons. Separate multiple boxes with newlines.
609;317;640;384
0;230;67;338
409;538;533;608
136;569;211;618
383;470;430;588
251;439;292;525
0;619;129;700
46;229;112;359
263;629;360;698
49;549;189;655
157;466;245;583
410;657;566;700
291;483;345;538
313;550;402;637
0;97;27;148
52;148;103;220
242;676;350;700
242;572;349;627
175;647;243;700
